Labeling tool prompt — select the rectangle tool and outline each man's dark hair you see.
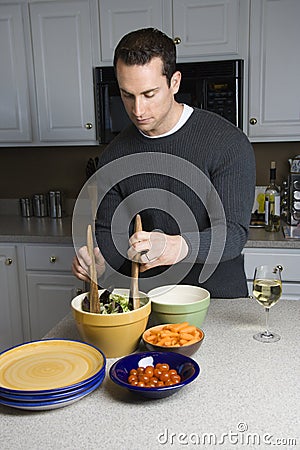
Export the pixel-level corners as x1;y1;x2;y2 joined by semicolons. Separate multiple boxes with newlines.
113;28;176;86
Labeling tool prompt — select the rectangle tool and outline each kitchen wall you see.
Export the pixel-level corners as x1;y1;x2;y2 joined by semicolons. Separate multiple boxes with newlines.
0;141;299;200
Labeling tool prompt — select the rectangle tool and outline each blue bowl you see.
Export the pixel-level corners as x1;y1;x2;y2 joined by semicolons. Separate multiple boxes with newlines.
109;351;200;399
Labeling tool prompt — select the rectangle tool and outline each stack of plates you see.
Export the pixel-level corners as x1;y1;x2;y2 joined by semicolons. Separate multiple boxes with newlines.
0;339;106;410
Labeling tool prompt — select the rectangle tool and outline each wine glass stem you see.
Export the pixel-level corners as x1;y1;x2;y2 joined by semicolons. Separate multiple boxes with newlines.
264;307;271;336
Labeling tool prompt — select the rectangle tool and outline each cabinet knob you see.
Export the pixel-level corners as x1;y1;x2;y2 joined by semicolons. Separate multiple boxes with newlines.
173;36;181;45
76;288;83;295
49;256;57;263
85;122;93;129
5;258;12;265
249;117;257;125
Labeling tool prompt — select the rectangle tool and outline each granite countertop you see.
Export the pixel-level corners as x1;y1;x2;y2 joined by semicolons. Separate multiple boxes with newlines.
1;298;299;449
246;226;300;249
0;214;73;244
1;211;300;248
0;199;74;244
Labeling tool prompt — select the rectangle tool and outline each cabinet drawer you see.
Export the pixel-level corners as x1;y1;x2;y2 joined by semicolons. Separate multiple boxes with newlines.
24;245;75;271
243;248;300;282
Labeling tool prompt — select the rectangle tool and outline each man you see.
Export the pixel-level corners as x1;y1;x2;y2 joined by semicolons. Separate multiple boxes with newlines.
72;28;255;298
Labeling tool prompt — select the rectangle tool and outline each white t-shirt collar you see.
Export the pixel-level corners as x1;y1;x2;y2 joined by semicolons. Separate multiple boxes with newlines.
139;104;193;139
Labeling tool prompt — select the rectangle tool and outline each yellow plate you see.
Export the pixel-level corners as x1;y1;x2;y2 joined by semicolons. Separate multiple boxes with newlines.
0;340;104;391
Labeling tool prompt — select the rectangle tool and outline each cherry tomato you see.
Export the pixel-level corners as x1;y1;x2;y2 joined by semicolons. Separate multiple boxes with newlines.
127;364;180;388
138;374;150;384
128;375;138;384
153;368;162;378
171;375;181;384
144;366;154;377
158;363;170;372
159;371;171;382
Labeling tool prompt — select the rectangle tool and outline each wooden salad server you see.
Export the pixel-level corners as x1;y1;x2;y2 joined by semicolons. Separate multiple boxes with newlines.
87;224;100;313
129;214;143;310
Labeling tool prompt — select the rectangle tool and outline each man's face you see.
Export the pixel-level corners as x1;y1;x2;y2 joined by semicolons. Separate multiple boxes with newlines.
116;57;181;136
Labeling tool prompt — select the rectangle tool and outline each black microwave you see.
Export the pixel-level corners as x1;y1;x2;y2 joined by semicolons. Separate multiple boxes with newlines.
94;59;243;144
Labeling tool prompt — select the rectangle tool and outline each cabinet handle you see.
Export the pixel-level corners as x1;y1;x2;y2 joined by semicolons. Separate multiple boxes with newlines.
85;122;93;129
249;117;257;125
173;36;181;45
49;256;57;263
5;258;12;265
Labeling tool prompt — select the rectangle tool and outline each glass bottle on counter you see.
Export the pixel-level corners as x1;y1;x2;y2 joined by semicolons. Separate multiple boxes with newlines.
265;161;281;232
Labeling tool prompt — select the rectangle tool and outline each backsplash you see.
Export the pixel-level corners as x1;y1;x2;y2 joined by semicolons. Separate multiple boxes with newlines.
0;145;105;199
0;142;299;199
0;198;75;216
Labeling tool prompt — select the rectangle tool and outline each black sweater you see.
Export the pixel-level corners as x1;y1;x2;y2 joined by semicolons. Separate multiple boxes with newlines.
94;108;256;298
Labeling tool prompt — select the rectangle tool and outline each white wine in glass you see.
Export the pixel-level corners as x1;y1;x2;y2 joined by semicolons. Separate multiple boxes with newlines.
252;264;283;343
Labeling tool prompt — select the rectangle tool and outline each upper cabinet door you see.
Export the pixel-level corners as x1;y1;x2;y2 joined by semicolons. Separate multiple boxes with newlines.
172;0;248;60
99;0;164;63
0;4;31;142
248;0;300;141
29;0;96;142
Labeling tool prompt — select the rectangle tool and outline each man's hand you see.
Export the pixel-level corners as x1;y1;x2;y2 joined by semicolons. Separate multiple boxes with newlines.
72;246;105;282
127;231;188;272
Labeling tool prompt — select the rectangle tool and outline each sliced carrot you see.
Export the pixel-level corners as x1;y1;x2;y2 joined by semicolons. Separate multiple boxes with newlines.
145;322;202;347
166;322;189;332
180;326;197;334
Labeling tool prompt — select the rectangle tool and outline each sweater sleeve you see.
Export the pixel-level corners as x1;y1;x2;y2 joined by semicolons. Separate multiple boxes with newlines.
182;129;256;264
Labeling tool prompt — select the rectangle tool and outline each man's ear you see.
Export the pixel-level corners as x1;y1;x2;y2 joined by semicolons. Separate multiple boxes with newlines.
171;71;181;94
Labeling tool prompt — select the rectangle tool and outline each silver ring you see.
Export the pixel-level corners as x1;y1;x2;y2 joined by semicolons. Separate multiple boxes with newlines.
141;250;154;263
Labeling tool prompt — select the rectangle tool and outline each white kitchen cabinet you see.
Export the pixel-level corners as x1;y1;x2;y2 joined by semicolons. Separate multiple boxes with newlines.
26;273;83;341
0;3;32;142
99;0;164;63
29;0;97;142
0;246;24;352
99;0;249;64
0;242;84;347
248;0;300;141
0;0;99;146
243;247;300;300
171;0;249;61
22;244;84;341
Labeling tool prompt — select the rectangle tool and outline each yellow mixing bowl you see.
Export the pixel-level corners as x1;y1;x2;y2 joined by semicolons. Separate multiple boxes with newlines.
71;289;151;358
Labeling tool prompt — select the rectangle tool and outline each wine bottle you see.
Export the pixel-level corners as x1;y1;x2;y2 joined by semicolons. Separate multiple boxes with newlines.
265;161;281;232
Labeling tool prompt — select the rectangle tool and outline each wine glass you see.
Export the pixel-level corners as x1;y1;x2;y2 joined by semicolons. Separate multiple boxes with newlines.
252;264;283;343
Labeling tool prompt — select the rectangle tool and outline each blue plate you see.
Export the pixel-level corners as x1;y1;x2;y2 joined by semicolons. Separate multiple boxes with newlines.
0;369;105;402
109;351;200;399
0;371;105;410
0;339;106;396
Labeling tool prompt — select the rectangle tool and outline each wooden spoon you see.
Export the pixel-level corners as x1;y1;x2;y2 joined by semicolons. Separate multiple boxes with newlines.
129;214;143;310
87;224;100;313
